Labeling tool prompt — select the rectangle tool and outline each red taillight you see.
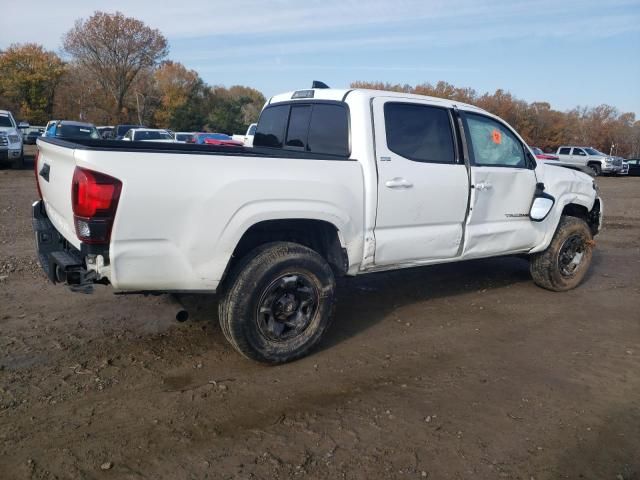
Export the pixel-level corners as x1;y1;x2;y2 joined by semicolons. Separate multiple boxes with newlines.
34;150;42;199
71;167;122;244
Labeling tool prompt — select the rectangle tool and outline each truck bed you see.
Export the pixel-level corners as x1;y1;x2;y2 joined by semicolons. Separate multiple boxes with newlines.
35;137;365;292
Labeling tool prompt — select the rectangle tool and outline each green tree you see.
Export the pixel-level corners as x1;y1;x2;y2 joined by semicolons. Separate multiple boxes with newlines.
0;43;65;124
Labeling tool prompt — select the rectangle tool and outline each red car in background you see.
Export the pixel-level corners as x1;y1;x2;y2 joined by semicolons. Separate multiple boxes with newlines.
188;133;243;147
530;146;559;161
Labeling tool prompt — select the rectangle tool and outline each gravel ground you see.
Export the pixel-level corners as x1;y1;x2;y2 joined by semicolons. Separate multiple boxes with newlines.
0;145;639;479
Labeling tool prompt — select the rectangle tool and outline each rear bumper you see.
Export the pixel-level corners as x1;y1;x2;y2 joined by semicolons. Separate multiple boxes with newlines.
32;200;107;293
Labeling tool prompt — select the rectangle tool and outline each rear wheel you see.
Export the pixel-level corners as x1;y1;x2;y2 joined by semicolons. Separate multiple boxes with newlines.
588;163;601;176
218;242;336;364
530;216;594;292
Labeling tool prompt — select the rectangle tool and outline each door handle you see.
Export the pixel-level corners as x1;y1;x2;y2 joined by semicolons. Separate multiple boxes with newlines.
474;182;492;191
385;177;413;189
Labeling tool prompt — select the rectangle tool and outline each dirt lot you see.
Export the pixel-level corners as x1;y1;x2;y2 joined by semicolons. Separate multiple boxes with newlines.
1;146;639;480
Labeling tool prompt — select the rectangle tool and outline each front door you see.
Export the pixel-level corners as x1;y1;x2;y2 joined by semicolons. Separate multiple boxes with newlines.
372;98;470;266
461;111;540;258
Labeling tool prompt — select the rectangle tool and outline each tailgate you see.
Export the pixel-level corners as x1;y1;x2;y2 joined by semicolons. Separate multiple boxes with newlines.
36;139;80;249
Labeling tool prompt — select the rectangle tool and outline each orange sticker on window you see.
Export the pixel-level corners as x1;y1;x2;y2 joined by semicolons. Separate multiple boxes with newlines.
491;129;502;144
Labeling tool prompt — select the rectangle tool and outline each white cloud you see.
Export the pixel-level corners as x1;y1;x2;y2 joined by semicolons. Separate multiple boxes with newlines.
2;0;639;50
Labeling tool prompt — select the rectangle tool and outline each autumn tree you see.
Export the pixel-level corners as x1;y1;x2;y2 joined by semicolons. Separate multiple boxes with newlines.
63;11;168;122
152;61;202;128
0;43;65;124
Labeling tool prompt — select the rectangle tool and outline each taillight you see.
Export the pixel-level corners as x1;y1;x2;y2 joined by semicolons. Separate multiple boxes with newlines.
71;167;122;244
34;150;42;199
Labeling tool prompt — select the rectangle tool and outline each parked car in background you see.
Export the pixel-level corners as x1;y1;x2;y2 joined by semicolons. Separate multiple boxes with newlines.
244;123;257;146
24;129;45;144
97;126;114;139
626;159;640;176
530;147;559;161
174;132;195;143
555;146;622;176
44;121;101;141
43;120;58;136
0;110;25;168
113;124;145;140
122;128;175;142
188;133;244;147
619;158;629;175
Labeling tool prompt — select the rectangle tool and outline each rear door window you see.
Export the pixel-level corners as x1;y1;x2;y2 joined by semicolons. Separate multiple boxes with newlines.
384;103;455;163
559;147;571;155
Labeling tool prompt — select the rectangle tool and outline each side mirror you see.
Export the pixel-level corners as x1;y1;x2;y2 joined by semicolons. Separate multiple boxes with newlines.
18;121;30;129
530;183;555;222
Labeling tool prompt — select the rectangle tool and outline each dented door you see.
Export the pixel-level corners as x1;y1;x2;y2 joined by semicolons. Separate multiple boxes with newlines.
461;112;539;258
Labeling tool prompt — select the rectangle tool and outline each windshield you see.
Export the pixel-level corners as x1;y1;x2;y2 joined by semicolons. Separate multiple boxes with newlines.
0;115;14;128
56;125;100;139
584;148;604;156
135;130;173;140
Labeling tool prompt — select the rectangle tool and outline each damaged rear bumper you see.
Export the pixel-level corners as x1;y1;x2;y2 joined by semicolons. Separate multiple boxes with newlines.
32;200;107;293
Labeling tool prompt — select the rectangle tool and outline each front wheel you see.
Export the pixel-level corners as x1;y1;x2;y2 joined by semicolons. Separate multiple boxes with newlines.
218;242;336;364
529;216;594;292
588;163;602;176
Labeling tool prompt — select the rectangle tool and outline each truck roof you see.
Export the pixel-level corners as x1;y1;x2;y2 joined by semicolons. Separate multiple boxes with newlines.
269;88;485;114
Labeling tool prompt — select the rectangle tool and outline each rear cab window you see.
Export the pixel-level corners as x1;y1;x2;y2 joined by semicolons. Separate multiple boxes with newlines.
254;102;350;157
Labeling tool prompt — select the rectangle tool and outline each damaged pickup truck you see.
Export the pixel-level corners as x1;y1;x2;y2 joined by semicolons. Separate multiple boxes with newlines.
33;86;602;363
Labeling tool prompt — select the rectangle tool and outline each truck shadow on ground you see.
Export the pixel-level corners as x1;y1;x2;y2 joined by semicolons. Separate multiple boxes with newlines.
179;255;535;353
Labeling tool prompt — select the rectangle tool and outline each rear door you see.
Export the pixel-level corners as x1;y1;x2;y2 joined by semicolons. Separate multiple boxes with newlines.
570;147;588;165
461;111;539;257
372;98;470;266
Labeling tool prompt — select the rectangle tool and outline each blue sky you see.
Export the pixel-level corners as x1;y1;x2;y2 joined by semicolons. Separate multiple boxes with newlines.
3;0;640;116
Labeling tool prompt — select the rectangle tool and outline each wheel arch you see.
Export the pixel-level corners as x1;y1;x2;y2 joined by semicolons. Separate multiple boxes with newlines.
529;192;599;254
219;218;350;288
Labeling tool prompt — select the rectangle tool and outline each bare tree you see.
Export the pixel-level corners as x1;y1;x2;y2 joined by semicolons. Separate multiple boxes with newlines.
63;11;168;121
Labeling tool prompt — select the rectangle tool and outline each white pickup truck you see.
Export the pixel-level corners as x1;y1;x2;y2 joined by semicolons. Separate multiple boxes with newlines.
33;86;603;363
555;145;623;176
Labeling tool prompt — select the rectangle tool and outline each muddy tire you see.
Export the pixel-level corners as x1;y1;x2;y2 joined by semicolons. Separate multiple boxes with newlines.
218;242;336;364
530;216;594;292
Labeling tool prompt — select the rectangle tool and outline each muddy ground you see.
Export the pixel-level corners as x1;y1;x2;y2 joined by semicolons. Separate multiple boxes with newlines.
0;146;638;480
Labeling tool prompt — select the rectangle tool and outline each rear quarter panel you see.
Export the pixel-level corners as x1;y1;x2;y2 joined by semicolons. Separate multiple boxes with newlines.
74;149;365;291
